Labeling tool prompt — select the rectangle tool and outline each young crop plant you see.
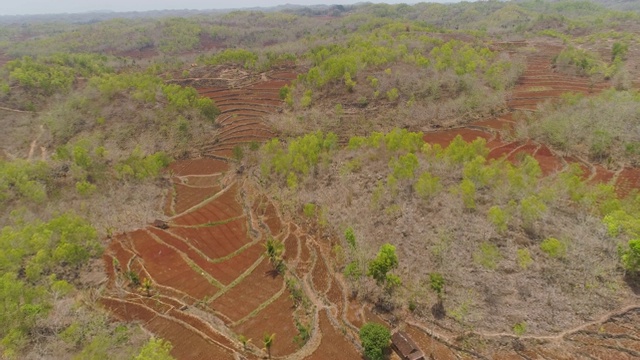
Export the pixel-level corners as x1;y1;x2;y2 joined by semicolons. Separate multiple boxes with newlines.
294;320;311;347
263;333;275;360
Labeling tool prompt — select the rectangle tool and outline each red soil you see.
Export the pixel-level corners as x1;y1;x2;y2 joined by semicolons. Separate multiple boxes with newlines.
101;297;236;360
406;324;457;360
148;227;263;286
173;183;222;214
263;202;284;236
168;218;251;260
615;168;640;197
101;41;640;359
233;293;299;357
532;143;565;175
283;232;300;262
346;300;365;329
196;68;292;159
168;158;229;176
422;40;624;191
171;185;243;226
209;259;283;323
326;277;344;310
311;249;331;295
128;229;220;299
101;67;305;360
304;310;361;360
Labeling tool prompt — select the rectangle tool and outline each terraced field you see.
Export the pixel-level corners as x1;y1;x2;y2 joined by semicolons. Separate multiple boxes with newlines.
101;41;640;359
424;39;640;196
198;69;296;158
101;70;367;359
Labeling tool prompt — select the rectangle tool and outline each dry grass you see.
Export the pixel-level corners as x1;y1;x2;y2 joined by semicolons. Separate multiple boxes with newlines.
259;144;633;335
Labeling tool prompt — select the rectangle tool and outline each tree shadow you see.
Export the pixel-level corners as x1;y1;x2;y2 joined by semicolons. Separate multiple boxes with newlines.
431;300;445;320
265;269;280;279
623;273;640;295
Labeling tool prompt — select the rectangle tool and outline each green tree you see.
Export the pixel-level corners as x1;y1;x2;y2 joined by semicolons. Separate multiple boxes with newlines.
390;153;418;180
621;239;640;274
414;171;441;199
134;337;175;360
429;272;445;300
540;238;566;259
488;206;508;233
345;227;357;249
368;243;400;289
359;322;390;360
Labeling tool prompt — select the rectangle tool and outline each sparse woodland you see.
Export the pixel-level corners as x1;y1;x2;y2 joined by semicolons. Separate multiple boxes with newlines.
1;0;640;358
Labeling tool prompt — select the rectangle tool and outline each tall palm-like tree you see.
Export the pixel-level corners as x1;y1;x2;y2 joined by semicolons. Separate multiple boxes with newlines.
264;237;284;273
263;333;275;359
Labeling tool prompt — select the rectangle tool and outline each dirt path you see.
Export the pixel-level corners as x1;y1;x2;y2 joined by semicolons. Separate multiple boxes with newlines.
27;124;44;161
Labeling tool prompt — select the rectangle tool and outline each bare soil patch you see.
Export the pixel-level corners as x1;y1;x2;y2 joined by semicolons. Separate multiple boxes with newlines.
233;293;299;357
303;310;361;360
209;259;283;323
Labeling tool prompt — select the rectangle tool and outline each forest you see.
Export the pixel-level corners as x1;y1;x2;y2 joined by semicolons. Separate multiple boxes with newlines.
1;0;640;359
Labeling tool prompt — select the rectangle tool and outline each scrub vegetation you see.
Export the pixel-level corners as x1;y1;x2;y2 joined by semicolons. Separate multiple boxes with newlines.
1;0;640;358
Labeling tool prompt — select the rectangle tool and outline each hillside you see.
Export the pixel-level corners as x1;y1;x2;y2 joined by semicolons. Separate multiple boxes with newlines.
1;1;640;359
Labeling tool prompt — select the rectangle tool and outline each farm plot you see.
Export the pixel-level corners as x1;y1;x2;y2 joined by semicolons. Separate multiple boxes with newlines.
423;39;616;187
101;67;308;360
